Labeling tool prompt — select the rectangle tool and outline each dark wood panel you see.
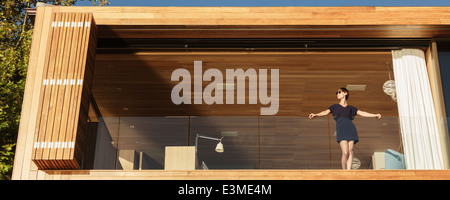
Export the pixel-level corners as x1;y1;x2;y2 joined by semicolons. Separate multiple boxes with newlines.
92;52;397;117
97;25;450;39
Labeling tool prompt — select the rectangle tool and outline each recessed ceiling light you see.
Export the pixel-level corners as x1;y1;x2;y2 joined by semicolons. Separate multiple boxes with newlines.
221;131;238;137
346;84;366;91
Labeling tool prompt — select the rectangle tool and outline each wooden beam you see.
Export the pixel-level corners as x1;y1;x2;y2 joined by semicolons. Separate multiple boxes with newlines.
49;7;450;26
12;5;53;180
28;7;450;39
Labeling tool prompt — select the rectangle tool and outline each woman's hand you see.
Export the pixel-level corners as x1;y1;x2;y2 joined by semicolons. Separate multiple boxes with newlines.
375;114;381;119
357;110;381;119
309;110;330;119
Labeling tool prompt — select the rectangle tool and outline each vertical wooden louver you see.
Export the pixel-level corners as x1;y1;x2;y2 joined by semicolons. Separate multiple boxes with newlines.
32;12;97;170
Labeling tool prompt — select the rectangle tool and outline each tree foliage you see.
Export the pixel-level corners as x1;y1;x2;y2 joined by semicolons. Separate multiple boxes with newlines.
0;0;108;180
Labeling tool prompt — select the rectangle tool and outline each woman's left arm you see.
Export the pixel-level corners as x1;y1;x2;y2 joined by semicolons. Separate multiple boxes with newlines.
357;110;381;119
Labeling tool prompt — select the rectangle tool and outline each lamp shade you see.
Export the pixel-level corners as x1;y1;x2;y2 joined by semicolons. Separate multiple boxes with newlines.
215;142;224;153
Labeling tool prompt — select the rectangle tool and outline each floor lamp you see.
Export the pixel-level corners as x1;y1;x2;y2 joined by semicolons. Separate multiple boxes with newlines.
195;134;224;153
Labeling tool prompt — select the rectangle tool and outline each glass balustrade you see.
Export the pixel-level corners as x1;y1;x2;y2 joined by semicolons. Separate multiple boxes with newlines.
86;116;404;170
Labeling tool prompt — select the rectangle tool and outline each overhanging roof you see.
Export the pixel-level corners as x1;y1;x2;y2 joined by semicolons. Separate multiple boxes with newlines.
26;6;450;39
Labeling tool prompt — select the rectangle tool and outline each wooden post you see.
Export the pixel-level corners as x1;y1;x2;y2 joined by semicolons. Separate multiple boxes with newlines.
426;42;450;169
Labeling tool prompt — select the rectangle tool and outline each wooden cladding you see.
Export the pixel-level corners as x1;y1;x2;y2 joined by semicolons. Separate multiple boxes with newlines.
32;12;97;170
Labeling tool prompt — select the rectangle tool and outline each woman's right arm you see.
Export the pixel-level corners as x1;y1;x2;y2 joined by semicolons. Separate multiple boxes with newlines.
309;109;330;119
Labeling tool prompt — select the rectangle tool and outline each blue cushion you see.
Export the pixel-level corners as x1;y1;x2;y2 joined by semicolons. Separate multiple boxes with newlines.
385;149;406;169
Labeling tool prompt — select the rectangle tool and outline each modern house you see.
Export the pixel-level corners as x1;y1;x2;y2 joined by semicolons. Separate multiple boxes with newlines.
12;5;450;179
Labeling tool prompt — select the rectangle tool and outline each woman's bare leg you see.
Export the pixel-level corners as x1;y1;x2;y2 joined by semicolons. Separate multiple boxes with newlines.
339;140;349;170
346;141;355;170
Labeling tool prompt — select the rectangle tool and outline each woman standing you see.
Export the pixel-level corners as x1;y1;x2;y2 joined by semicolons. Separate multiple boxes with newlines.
309;88;381;170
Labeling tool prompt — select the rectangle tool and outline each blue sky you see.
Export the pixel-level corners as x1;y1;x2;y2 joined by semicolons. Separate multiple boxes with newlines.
75;0;450;7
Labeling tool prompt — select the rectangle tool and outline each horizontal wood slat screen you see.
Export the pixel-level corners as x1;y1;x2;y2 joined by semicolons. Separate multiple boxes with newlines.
31;12;97;170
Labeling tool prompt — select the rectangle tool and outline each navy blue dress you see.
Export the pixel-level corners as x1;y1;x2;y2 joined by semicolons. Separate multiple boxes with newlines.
328;104;359;144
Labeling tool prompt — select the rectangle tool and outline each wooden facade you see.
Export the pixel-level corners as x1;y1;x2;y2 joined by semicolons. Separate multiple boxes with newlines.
12;6;450;179
30;12;97;169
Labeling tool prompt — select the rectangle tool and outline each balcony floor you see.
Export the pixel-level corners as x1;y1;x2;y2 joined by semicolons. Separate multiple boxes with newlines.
35;169;450;180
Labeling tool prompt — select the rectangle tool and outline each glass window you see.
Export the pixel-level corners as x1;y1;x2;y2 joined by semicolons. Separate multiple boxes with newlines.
86;51;402;170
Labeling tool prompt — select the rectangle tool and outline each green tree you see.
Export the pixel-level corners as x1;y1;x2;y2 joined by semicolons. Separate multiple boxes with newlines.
0;0;109;180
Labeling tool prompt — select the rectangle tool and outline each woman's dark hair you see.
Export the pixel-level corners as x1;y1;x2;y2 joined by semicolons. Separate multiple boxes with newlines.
340;87;349;100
